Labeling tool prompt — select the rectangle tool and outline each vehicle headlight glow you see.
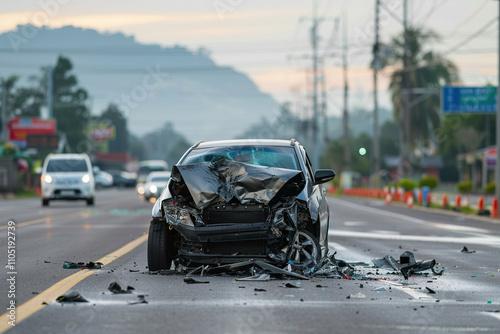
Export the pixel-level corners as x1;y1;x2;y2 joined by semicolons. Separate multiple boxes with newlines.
82;174;90;183
43;175;52;183
137;186;145;195
150;185;158;194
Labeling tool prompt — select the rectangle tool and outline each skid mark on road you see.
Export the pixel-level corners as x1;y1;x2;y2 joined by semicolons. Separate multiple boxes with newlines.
0;233;148;333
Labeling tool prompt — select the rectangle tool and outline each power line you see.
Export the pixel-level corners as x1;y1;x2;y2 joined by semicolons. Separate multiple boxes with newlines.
443;16;498;56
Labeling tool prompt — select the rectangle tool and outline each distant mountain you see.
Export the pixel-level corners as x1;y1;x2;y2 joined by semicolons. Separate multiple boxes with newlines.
0;25;279;142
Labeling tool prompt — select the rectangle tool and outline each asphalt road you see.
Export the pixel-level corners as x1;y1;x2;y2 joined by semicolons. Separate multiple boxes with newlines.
1;189;500;333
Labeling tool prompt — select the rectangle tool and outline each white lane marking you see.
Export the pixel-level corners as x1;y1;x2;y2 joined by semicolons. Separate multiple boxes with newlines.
483;312;500;322
371;230;401;235
343;221;367;226
330;197;430;226
429;222;489;234
329;230;500;246
394;286;436;302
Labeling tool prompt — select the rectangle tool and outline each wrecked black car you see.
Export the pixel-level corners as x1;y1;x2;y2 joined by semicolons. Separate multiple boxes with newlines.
147;139;335;271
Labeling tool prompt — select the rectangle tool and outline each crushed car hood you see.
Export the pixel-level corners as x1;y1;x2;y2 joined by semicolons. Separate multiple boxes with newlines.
171;160;305;209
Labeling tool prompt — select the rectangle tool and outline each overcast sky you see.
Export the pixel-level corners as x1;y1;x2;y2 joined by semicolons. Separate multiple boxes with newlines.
0;0;497;117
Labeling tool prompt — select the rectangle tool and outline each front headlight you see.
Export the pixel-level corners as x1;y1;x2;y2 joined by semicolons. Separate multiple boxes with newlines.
43;175;52;183
82;174;90;183
149;185;158;194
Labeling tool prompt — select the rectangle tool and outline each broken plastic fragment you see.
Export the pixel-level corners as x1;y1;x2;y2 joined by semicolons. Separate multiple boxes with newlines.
184;277;209;284
460;246;476;254
426;287;436;294
128;295;148;305
56;291;88;303
235;273;271;281
349;293;366;299
63;261;103;269
284;283;299;288
254;288;266;292
108;282;135;294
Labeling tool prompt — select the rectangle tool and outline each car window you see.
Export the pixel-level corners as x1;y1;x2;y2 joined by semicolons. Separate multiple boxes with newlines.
183;146;300;170
46;159;88;172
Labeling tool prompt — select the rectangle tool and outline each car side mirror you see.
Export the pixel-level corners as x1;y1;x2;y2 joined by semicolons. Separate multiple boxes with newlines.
313;169;336;185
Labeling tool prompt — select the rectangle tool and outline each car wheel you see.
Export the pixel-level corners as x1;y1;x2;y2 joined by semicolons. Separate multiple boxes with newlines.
286;229;321;270
42;199;49;207
87;197;95;206
147;219;177;271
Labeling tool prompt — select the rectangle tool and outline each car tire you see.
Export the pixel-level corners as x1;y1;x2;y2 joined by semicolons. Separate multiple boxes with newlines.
147;219;176;271
87;197;95;206
286;229;321;270
42;199;49;207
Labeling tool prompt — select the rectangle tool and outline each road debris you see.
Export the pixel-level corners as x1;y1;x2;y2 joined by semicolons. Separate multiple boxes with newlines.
108;282;135;294
56;291;88;303
426;287;436;294
284;283;300;288
460;246;476;254
254;288;266;292
347;293;366;299
371;251;444;279
128;295;148;305
63;261;103;269
184;277;209;284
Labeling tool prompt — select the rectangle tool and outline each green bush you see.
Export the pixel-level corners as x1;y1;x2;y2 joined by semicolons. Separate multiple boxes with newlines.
419;175;438;189
397;178;418;191
456;181;472;193
485;181;495;194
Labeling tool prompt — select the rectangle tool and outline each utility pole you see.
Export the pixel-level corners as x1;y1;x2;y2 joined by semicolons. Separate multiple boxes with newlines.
496;0;500;200
372;0;381;181
398;0;408;179
342;14;350;171
46;66;54;120
1;82;7;142
310;0;321;169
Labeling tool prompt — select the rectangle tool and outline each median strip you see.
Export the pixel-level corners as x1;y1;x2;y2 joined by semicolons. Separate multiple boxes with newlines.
0;233;148;333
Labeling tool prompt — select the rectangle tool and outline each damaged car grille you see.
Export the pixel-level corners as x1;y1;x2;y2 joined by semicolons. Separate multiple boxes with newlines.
202;204;270;225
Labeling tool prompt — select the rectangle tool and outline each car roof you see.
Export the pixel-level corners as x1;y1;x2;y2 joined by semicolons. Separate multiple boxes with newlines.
194;139;298;149
47;153;89;160
146;171;171;179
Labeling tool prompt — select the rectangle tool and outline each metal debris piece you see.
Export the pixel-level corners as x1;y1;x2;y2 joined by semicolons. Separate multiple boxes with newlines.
371;251;443;279
235;274;271;281
349;292;366;299
460;246;476;254
183;277;209;284
56;291;88;303
63;261;103;269
108;282;134;294
128;295;148;305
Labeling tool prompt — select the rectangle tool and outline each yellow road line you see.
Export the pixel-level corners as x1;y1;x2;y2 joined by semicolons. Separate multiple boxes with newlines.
0;233;148;333
0;212;83;230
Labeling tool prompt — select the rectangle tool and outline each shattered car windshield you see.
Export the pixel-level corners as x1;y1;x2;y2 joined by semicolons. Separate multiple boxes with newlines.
182;146;300;170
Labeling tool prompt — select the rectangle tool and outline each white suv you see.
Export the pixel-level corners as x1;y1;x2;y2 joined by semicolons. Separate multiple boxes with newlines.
41;153;95;206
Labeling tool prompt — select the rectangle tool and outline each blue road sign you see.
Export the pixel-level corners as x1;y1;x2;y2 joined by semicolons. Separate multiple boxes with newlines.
442;86;497;114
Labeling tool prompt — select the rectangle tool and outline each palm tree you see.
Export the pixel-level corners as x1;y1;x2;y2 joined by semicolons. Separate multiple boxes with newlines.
388;26;459;150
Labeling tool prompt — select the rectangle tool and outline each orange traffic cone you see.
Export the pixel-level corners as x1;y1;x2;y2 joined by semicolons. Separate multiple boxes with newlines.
491;198;499;218
442;194;448;209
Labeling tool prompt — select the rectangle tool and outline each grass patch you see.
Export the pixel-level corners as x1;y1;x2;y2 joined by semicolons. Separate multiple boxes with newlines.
16;189;37;198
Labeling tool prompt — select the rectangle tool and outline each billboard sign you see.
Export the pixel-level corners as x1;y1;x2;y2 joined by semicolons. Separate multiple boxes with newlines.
8;118;56;148
90;123;116;142
442;86;497;114
26;134;59;150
